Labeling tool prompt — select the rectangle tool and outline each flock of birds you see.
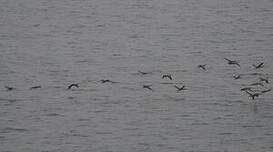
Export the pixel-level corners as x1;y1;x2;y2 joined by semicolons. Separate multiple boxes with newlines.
3;58;272;101
140;58;272;101
196;58;271;100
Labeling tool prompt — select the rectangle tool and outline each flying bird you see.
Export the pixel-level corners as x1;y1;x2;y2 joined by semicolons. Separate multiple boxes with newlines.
224;58;240;67
241;87;253;92
30;85;42;90
162;74;172;80
174;85;186;92
5;86;14;91
143;85;153;91
138;71;149;75
67;83;79;89
197;64;207;70
100;79;116;83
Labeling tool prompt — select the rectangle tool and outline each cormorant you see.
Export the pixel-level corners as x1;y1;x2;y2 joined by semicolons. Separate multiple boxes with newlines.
198;64;207;70
143;85;153;91
162;74;172;80
67;83;79;89
224;58;240;67
174;85;186;92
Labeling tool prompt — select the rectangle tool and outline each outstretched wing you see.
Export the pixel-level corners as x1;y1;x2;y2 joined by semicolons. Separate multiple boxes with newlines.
224;58;231;62
174;85;180;90
235;62;240;67
244;90;253;96
257;62;264;68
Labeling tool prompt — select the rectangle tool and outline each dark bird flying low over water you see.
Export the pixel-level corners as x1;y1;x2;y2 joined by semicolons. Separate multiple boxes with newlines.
241;87;253;92
5;86;14;91
67;83;79;89
30;86;42;90
143;85;153;91
162;74;172;80
174;85;186;92
100;79;117;83
224;58;240;67
197;64;207;70
252;62;264;69
138;71;149;75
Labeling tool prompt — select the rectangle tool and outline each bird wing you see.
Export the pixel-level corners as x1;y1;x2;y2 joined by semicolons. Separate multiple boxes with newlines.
224;58;231;62
245;91;253;96
262;89;271;93
144;85;153;90
257;62;264;68
174;85;180;90
235;62;240;67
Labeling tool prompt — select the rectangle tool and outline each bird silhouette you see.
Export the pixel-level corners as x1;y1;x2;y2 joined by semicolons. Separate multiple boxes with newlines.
224;58;240;67
5;86;14;91
241;87;253;92
30;85;42;90
162;74;172;80
100;79;116;83
174;85;186;92
197;64;207;70
252;62;264;69
138;71;149;75
67;83;79;89
143;85;153;91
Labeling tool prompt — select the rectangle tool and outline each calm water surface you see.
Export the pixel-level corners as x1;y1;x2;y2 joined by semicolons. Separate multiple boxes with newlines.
1;0;273;152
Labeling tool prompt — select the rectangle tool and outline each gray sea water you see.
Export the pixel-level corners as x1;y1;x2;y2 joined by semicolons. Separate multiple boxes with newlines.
1;0;273;152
